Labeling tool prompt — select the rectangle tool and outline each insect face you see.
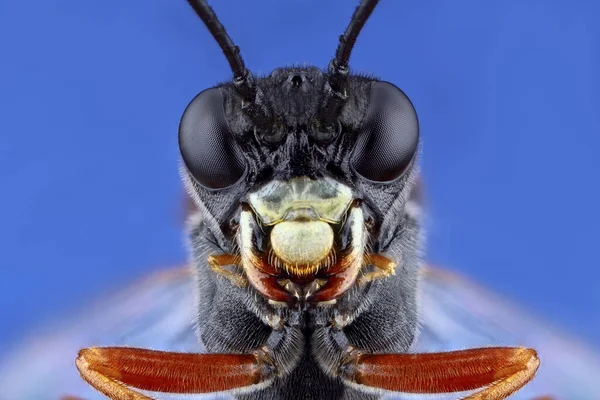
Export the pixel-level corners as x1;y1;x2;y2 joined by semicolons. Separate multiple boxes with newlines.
74;1;540;399
179;66;419;306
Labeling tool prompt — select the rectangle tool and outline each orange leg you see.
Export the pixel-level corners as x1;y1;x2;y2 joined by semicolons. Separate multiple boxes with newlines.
340;346;539;400
60;395;553;400
357;253;397;285
75;346;276;400
207;254;247;287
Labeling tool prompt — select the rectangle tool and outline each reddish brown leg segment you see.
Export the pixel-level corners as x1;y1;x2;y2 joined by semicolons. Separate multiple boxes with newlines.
341;346;539;400
76;347;276;400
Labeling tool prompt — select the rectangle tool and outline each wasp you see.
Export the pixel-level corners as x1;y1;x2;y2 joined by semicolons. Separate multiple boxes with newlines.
69;0;545;399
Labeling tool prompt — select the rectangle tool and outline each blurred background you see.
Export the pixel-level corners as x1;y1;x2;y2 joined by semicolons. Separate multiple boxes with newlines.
0;0;598;358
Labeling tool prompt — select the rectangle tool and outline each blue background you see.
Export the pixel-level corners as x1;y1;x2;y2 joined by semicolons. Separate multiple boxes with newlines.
0;0;598;354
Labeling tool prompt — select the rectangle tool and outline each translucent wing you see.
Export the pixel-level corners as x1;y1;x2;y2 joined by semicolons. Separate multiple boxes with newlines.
0;267;203;400
2;265;599;400
413;268;600;400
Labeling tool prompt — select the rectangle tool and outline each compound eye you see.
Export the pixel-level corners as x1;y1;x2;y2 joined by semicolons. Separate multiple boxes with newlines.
352;81;419;182
179;88;246;189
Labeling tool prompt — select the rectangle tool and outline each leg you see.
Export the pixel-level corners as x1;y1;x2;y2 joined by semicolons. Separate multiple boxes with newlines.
207;253;247;287
75;346;276;400
357;253;397;285
339;346;539;400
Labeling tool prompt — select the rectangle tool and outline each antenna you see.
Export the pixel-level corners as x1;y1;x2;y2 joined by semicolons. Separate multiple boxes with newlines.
186;0;272;128
318;0;380;126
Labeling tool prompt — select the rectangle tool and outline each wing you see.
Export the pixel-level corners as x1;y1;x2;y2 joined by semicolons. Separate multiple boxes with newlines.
1;265;599;400
413;267;600;400
0;267;202;400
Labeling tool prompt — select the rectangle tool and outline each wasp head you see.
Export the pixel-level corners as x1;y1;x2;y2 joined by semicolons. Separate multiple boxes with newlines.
179;1;420;307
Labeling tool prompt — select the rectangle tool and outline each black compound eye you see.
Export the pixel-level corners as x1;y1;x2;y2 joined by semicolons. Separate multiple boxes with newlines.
179;88;246;190
352;81;419;182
